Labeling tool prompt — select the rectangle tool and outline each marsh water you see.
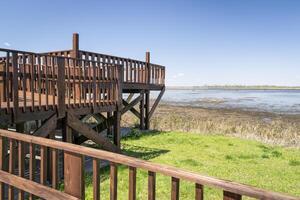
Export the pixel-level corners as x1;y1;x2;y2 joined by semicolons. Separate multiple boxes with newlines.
157;89;300;115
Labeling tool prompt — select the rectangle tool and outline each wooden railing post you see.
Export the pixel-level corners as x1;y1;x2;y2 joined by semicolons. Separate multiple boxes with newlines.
57;58;65;118
12;53;19;122
64;151;85;199
110;162;118;200
72;33;79;59
128;166;136;200
171;177;180;200
148;171;156;200
145;52;150;130
195;183;203;200
223;191;242;200
0;136;7;200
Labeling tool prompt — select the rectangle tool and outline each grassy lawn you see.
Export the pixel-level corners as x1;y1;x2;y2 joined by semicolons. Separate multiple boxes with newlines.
85;131;300;199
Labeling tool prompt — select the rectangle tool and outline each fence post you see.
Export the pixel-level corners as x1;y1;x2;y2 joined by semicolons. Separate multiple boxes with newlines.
64;151;85;199
145;52;150;129
72;33;79;59
57;58;65;118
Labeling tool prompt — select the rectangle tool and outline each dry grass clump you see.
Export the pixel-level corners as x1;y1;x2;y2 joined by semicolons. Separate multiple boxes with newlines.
122;104;300;147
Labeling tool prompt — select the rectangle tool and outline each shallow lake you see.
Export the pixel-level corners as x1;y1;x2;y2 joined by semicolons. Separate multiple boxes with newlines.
153;89;300;114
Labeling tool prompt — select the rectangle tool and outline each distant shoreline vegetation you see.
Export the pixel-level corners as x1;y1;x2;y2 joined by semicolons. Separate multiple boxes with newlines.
167;85;300;90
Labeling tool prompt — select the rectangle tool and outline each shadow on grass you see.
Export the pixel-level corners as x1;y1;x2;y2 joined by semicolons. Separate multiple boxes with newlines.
122;144;170;160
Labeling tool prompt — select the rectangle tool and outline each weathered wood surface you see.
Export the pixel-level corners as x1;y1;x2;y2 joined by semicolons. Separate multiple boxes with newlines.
0;129;299;200
0;170;79;200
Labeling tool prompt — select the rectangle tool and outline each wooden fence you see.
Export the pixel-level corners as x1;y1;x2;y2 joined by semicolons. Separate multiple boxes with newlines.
0;129;298;200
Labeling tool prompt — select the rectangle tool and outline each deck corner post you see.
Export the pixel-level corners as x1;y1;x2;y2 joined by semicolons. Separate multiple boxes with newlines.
12;52;19;122
72;33;79;59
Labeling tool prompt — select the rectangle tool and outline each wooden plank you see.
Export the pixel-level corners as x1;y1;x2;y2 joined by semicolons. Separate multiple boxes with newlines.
149;86;165;119
67;111;121;153
0;170;79;200
51;147;58;189
40;146;47;185
22;55;27;112
110;162;118;200
121;94;143;115
33;114;57;137
195;183;203;200
129;166;136;200
8;139;16;200
223;191;242;200
93;158;100;200
0;136;7;200
113;110;121;148
30;55;35;111
148;171;156;200
57;57;65;118
64;151;85;199
140;92;145;129
171;177;180;200
122;99;141;119
18;140;25;200
12;53;18;121
29;143;35;200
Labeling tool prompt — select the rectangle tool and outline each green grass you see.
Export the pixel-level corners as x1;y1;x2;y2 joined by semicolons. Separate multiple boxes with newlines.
85;131;300;199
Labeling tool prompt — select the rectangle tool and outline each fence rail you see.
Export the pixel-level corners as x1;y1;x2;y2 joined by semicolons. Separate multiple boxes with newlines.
0;129;298;200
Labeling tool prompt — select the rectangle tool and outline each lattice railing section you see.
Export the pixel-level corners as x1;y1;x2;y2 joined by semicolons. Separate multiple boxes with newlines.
0;129;298;200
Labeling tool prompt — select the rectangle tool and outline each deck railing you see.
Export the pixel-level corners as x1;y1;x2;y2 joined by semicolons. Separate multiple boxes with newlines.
47;49;166;86
0;48;120;121
0;129;298;200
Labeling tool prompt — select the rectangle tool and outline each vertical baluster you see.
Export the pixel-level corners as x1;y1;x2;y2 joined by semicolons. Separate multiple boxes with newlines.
51;57;55;109
195;183;203;200
30;55;35;111
12;53;19;121
18;140;25;200
0;136;7;200
45;56;49;110
73;59;76;107
128;166;136;200
223;191;242;200
93;158;100;200
22;55;27;112
148;171;156;200
83;60;86;107
40;146;47;185
37;55;42;110
171;177;180;200
8;139;16;200
92;61;96;109
110;162;117;200
5;52;10;113
67;59;71;108
29;143;35;200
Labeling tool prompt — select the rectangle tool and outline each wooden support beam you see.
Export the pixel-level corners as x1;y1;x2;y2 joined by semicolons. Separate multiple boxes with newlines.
113;111;121;148
122;100;141;118
72;33;79;59
126;93;134;102
33;114;57;137
140;92;145;129
149;86;165;119
67;111;121;153
57;58;65;119
121;94;143;115
145;52;151;130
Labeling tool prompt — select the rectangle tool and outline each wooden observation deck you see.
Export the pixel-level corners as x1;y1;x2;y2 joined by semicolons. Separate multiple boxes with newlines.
0;33;165;152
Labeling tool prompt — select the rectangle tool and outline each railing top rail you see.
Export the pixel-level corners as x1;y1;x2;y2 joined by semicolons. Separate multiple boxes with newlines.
0;129;297;200
79;50;165;68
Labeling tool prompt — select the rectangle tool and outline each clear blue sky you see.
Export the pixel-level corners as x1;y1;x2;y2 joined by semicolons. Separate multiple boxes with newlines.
1;0;300;86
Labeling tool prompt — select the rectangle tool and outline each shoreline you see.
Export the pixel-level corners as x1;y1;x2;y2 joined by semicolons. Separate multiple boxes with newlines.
122;103;300;148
